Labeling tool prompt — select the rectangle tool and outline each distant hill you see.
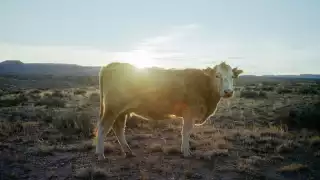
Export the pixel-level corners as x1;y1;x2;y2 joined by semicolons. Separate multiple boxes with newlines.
260;74;320;80
1;60;320;79
0;60;100;76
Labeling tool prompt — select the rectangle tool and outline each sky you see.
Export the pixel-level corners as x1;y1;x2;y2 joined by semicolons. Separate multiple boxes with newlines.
0;0;319;75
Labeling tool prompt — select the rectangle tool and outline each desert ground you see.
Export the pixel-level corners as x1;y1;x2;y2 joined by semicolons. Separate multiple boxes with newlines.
0;74;320;180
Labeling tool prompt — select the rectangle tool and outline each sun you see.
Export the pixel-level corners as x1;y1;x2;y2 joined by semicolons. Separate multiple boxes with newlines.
113;49;160;69
125;51;158;69
131;59;157;68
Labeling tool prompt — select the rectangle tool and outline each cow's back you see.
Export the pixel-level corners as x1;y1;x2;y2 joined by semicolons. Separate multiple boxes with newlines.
99;63;179;102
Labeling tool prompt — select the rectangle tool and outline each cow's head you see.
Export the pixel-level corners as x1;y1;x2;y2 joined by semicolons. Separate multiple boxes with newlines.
205;62;243;98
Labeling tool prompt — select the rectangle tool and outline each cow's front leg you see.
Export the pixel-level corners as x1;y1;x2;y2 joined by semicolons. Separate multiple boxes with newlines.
181;117;194;157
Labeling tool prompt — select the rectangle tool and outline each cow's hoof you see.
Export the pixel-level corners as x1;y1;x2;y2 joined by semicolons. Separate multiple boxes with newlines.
97;154;106;161
125;152;136;158
182;149;193;158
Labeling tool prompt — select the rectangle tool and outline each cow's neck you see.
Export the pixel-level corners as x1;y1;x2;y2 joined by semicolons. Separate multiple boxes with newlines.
207;86;221;115
198;79;222;124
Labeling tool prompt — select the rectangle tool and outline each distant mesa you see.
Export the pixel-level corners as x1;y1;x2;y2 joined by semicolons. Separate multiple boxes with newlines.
0;60;100;76
0;60;24;65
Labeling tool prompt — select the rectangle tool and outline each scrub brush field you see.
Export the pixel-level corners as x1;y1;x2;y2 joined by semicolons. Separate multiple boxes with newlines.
0;75;320;180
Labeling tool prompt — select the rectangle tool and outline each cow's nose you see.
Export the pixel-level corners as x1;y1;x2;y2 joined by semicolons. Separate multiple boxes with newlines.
224;89;233;95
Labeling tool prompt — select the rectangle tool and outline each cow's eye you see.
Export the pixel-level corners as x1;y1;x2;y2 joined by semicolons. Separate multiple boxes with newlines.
216;74;221;78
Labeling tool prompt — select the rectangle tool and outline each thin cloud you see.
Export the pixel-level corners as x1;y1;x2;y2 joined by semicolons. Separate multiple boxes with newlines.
117;23;202;67
228;56;244;60
0;24;201;67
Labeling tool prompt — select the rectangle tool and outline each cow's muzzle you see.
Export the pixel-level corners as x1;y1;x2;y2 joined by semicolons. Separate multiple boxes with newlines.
223;90;234;98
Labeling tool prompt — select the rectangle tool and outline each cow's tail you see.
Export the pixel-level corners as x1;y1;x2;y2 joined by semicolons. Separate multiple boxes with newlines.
194;116;210;126
194;120;208;126
99;66;105;120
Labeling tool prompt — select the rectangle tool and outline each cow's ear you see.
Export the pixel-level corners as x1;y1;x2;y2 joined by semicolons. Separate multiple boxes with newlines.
204;67;214;76
232;67;243;78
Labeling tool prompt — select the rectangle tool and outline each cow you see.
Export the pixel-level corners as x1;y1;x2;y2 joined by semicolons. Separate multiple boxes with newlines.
95;61;243;160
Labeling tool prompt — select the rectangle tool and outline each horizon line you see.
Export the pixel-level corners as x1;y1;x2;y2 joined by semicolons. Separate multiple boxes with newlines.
1;60;319;76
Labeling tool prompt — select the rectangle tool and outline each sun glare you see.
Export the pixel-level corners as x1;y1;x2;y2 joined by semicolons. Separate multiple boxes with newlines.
124;51;159;69
131;59;157;68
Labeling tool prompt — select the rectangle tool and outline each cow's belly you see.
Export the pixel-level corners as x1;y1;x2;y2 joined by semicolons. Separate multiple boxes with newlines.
130;97;186;120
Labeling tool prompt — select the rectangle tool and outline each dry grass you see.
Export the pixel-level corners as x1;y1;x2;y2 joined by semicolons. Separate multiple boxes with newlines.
35;96;66;108
276;141;299;153
28;141;94;156
198;149;229;160
0;120;24;137
147;143;163;153
28;144;55;156
277;163;309;173
74;167;110;179
240;90;268;99
73;89;87;95
0;93;28;107
1;79;320;179
184;170;203;179
51;111;94;138
88;92;100;103
270;155;285;162
103;142;116;153
162;145;181;155
309;136;320;146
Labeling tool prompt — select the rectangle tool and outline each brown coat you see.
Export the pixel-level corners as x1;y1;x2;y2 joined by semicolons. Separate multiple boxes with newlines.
99;62;221;124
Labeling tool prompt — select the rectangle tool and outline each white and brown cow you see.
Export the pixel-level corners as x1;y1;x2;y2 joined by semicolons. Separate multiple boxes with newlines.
95;61;243;160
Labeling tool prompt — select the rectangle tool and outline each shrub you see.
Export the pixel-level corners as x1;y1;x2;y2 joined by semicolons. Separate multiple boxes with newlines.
258;91;268;98
35;96;66;108
88;92;100;103
286;101;320;130
28;93;41;101
51;90;65;98
298;87;319;95
0;120;24;137
277;88;292;94
240;90;267;99
261;82;279;86
240;90;258;98
74;89;87;95
261;86;275;91
52;111;94;138
29;89;41;94
244;86;260;91
0;93;28;107
10;90;24;94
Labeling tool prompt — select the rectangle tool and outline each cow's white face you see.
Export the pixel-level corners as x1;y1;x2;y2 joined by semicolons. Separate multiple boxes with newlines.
206;62;243;98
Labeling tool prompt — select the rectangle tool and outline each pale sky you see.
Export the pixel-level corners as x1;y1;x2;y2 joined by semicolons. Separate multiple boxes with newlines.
0;0;319;75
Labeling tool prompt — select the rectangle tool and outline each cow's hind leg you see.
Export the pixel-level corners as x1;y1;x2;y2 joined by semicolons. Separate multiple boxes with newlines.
181;118;194;157
113;113;135;158
96;108;118;160
181;109;196;158
95;120;106;160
